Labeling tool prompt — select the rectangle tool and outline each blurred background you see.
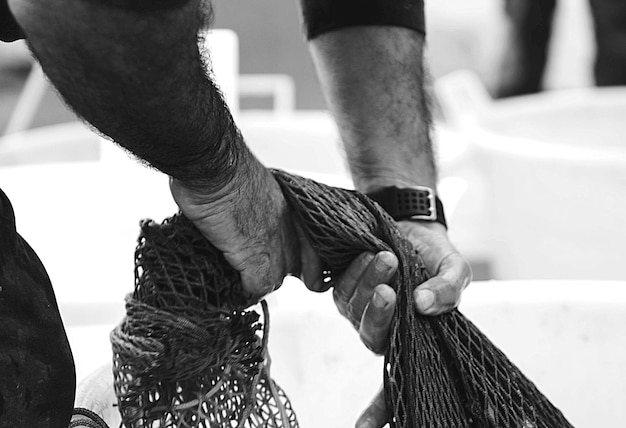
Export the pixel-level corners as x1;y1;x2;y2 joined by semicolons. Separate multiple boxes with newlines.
1;0;626;427
0;0;603;279
0;0;595;121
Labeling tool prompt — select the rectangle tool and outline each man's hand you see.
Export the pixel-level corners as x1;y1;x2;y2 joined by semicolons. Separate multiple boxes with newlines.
332;222;471;428
397;221;472;315
170;156;311;303
331;251;397;354
333;222;471;338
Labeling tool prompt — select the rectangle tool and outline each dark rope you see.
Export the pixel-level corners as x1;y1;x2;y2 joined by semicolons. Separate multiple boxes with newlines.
69;408;110;428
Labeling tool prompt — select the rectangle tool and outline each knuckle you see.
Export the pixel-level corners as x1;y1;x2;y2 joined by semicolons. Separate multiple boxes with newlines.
345;299;363;328
332;289;352;323
424;285;458;315
369;341;386;356
360;332;385;355
364;344;376;354
462;260;474;287
332;285;350;308
352;252;377;272
443;256;473;291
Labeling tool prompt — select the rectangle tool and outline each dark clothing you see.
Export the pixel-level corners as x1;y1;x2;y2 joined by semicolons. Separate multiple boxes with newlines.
0;0;23;42
589;0;626;86
0;189;75;428
299;0;425;39
498;0;626;97
497;0;557;97
1;0;426;42
1;4;75;424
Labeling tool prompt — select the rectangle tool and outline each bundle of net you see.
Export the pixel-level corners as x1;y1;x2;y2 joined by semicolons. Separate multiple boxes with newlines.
110;214;298;428
272;169;574;428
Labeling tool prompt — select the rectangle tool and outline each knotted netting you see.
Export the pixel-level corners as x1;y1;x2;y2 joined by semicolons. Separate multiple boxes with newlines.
111;214;297;428
111;169;574;428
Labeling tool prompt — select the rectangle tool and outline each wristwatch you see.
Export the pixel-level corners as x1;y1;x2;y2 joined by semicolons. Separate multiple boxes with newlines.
365;186;447;229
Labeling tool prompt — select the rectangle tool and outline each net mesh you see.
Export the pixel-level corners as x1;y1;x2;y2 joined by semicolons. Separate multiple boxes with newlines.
272;170;573;428
111;169;574;428
111;214;297;428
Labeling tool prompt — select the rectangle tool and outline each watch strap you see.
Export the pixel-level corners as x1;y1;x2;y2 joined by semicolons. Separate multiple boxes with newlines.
366;186;447;229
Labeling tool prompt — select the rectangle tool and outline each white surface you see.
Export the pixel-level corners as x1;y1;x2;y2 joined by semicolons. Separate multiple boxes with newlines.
475;89;626;280
270;278;626;428
481;88;626;159
458;280;626;428
437;78;626;280
73;279;626;428
0;122;100;166
543;0;595;90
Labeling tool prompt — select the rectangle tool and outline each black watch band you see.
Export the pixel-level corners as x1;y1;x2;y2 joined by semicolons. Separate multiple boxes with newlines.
366;186;447;229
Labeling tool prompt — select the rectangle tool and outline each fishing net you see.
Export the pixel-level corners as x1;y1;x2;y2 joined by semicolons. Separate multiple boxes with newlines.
110;214;297;428
111;169;574;428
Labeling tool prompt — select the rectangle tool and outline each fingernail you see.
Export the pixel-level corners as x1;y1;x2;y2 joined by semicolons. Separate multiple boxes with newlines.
376;251;396;272
372;289;388;309
415;289;435;311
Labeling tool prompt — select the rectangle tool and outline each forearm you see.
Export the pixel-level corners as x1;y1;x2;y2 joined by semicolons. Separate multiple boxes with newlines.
9;0;245;191
308;26;435;193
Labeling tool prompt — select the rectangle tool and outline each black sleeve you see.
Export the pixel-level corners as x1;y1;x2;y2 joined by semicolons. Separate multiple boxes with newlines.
0;188;75;427
0;0;24;42
299;0;425;40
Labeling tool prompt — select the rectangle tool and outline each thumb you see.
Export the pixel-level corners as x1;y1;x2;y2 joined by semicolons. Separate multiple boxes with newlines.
355;386;388;428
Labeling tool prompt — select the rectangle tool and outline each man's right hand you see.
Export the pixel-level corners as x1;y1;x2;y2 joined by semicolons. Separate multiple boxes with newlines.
332;226;471;428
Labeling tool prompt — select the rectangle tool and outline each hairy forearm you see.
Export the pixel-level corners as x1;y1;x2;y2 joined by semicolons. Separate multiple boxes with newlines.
308;26;436;193
9;0;244;191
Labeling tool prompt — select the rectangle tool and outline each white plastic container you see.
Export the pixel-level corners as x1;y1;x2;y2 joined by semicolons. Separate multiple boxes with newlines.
72;279;626;428
437;71;626;280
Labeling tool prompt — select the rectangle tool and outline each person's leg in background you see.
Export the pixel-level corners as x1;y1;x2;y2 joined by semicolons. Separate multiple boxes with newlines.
589;0;626;86
0;189;75;428
495;0;558;98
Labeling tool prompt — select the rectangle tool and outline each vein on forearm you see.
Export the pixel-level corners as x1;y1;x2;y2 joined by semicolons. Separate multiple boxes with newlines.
15;0;242;191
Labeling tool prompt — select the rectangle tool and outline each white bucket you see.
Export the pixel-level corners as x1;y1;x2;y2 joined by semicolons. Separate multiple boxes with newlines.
437;71;626;280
